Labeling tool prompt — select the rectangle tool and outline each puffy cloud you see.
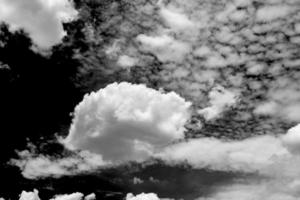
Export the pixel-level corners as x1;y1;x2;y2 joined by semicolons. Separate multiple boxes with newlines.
159;7;194;30
136;34;191;62
126;193;160;200
198;86;238;120
282;124;300;155
18;190;94;200
126;193;174;200
256;5;293;22
11;150;106;179
84;194;95;200
0;0;77;48
51;193;84;200
63;82;191;163
19;190;40;200
117;55;138;68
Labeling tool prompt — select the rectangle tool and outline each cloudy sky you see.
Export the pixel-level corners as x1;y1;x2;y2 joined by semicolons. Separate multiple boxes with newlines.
1;0;300;199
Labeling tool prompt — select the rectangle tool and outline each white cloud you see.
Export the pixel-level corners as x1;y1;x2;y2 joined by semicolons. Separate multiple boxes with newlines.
198;85;238;120
18;190;95;200
19;190;40;200
84;194;95;200
63;82;191;163
136;34;190;62
117;55;138;68
126;193;159;200
11;150;106;179
281;124;300;155
0;0;77;48
158;135;288;173
253;101;278;116
51;193;84;200
159;7;194;30
256;5;293;22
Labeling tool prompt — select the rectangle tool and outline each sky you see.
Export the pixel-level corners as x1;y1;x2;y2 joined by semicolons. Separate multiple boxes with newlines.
1;0;300;199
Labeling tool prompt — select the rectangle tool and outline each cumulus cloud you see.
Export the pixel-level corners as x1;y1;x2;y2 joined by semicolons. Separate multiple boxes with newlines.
84;193;95;200
0;0;77;48
63;82;191;163
19;190;40;200
126;193;160;200
198;85;238;120
281;124;300;155
11;150;106;179
126;193;173;200
19;190;94;200
51;193;84;200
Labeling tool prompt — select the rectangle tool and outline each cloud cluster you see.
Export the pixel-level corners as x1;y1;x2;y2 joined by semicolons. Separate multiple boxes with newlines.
18;190;95;200
126;193;173;200
156;123;300;200
0;0;77;49
11;150;106;179
63;82;191;163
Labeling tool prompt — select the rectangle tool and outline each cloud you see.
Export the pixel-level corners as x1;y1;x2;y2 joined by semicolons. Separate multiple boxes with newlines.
158;123;300;200
159;7;194;30
281;124;300;155
136;34;191;62
84;194;95;200
11;150;106;179
256;5;293;22
117;55;138;68
0;0;77;48
126;193;173;200
19;190;95;200
198;85;238;120
19;190;40;200
158;135;288;173
51;193;84;200
63;82;191;163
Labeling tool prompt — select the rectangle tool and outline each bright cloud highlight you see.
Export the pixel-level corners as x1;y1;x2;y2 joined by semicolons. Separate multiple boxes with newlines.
0;0;77;48
63;82;191;163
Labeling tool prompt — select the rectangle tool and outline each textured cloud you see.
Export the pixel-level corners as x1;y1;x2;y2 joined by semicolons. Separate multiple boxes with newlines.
256;5;294;22
159;7;194;30
198;85;238;120
19;190;95;200
158;123;300;200
158;135;288;173
0;0;77;48
63;82;191;163
126;193;160;200
50;193;84;200
19;190;40;200
11;150;106;179
136;34;191;62
126;193;173;200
